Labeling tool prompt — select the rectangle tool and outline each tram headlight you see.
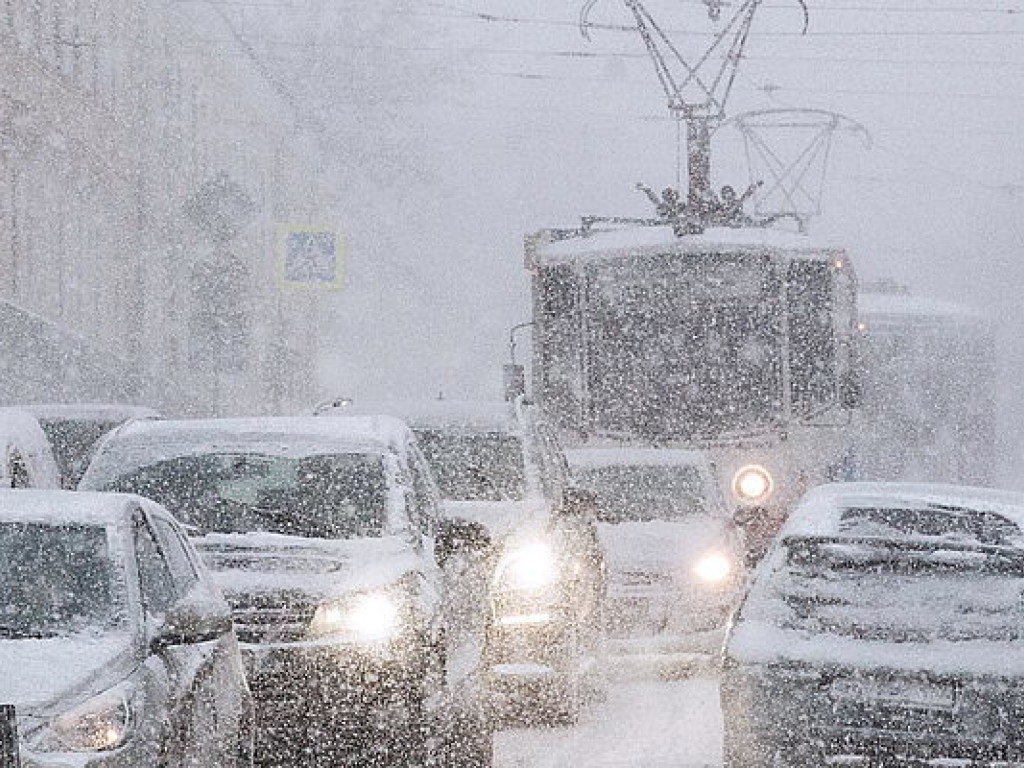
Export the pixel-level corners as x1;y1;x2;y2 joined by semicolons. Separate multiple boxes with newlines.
733;464;774;504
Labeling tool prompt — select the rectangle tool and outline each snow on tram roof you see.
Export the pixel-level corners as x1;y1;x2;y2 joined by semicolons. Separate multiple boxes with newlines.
532;224;843;265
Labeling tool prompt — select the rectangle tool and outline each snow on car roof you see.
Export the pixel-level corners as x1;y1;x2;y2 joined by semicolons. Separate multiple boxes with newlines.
23;403;161;422
80;416;415;489
783;483;1024;543
0;489;136;527
533;224;844;265
319;400;518;433
564;446;711;469
107;415;411;452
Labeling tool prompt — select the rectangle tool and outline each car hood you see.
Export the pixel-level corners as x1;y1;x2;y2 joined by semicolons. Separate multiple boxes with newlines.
195;532;419;601
442;499;552;541
0;632;136;713
599;517;736;577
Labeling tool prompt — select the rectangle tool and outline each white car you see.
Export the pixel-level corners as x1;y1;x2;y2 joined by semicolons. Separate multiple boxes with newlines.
0;490;252;768
80;415;491;767
723;483;1024;767
0;408;60;489
566;447;744;673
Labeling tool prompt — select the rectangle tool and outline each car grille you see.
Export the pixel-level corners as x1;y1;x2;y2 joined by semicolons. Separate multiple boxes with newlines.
228;592;318;644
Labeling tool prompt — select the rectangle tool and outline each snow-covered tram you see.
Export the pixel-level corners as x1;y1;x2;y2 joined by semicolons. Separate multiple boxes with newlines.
525;221;860;551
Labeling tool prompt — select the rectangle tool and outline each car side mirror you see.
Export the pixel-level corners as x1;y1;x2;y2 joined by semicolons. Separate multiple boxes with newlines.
151;592;233;652
560;486;598;518
435;517;492;566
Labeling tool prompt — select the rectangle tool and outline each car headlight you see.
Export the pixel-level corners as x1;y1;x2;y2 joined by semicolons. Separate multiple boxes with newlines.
33;683;134;753
309;591;403;644
693;551;734;584
732;464;774;504
494;542;559;592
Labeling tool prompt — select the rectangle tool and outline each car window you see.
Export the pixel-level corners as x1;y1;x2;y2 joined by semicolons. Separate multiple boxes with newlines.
574;464;711;523
414;429;526;502
8;450;30;489
134;517;179;616
748;535;1024;644
406;441;439;536
151;516;199;594
0;521;126;637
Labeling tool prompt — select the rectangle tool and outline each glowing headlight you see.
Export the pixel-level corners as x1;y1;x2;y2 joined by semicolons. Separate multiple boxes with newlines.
35;685;133;753
733;464;774;503
309;592;402;643
693;552;734;584
496;542;559;591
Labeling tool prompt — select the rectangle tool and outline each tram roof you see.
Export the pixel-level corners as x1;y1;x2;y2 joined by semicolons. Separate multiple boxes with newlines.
531;224;844;267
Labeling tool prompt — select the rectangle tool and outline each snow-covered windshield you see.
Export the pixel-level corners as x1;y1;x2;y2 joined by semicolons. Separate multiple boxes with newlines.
37;418;119;485
103;452;388;539
762;535;1024;643
414;429;526;502
573;465;711;523
583;252;783;439
0;522;125;638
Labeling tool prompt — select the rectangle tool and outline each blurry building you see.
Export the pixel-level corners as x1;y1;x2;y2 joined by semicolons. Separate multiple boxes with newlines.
0;1;328;415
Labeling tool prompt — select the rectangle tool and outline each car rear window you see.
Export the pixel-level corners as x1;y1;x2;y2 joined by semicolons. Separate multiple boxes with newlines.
754;534;1024;644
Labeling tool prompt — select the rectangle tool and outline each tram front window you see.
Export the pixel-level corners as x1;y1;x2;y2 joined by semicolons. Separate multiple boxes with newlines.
585;252;784;440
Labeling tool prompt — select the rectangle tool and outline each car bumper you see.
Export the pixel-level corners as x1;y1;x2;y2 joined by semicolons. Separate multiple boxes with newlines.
722;663;1024;764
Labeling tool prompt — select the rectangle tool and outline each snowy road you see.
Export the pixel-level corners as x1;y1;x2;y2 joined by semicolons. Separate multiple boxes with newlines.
494;676;723;767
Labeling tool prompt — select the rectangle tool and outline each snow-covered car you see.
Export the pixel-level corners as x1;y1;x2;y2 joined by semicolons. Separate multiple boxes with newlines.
0;408;60;490
566;447;744;672
722;482;1024;767
0;489;252;768
23;403;160;488
318;399;607;723
79;416;490;767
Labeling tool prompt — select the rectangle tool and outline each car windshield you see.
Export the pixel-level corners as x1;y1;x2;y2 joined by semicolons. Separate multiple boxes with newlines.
38;418;120;485
414;429;526;502
574;464;711;523
103;452;389;538
757;535;1024;643
0;522;125;638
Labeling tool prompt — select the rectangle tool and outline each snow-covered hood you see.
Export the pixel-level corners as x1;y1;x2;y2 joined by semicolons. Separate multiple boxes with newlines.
0;632;136;712
600;517;735;578
442;499;553;541
195;532;419;601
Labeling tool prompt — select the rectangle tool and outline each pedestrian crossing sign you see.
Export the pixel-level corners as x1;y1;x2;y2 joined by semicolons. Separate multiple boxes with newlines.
276;226;344;290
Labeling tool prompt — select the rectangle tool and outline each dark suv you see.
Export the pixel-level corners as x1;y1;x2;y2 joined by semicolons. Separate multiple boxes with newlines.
723;482;1024;767
80;416;490;767
318;399;606;724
